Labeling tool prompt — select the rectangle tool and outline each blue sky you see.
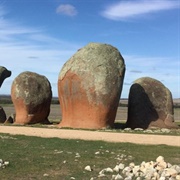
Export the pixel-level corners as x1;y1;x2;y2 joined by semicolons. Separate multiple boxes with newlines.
0;0;179;98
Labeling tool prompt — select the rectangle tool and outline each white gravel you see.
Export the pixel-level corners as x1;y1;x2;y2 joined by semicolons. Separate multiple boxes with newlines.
85;156;180;180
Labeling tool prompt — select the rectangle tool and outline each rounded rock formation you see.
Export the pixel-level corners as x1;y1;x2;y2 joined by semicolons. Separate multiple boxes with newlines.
11;71;52;124
58;42;125;129
0;66;11;87
0;106;6;123
126;77;177;129
0;66;11;124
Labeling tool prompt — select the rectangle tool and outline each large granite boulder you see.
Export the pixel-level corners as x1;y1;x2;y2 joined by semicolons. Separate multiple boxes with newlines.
126;77;177;129
0;66;11;124
0;66;11;87
11;71;52;124
58;43;125;129
0;106;6;123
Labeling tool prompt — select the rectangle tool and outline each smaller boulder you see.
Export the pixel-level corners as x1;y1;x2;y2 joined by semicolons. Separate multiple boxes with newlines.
0;66;11;87
0;106;6;123
127;77;177;129
4;114;15;124
11;71;52;124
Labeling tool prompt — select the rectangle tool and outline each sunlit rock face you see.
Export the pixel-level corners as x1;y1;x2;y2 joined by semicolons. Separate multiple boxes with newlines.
127;77;177;129
58;43;125;129
11;71;52;124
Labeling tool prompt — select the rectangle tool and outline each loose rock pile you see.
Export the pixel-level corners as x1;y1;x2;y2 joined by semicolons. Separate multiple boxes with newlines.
0;159;9;169
85;156;180;180
122;128;180;135
103;127;180;136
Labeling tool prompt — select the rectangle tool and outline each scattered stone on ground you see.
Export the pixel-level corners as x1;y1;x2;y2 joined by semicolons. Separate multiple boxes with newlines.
0;159;9;169
84;165;93;172
103;127;180;135
85;156;180;180
0;135;17;140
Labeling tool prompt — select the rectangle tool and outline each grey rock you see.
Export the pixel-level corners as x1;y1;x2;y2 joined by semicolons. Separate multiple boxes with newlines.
124;176;132;180
144;129;153;133
112;174;123;179
113;165;120;172
124;128;132;131
11;71;52;124
58;42;125;129
161;128;171;133
84;165;92;172
134;128;144;131
0;159;9;169
0;66;11;87
118;163;125;170
127;77;177;129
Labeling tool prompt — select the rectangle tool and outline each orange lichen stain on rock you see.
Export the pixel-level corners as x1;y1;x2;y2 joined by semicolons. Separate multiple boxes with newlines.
58;71;116;129
11;85;27;124
11;84;50;125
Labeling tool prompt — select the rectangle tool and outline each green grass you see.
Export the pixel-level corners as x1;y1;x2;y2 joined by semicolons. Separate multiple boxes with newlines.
0;134;179;180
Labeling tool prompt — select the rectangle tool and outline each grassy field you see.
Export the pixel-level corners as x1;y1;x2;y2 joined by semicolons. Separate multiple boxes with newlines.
0;99;180;179
0;134;179;180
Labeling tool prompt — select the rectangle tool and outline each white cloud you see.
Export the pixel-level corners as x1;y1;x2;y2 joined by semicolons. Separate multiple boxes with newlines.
121;55;180;98
0;41;78;96
0;8;41;41
0;5;81;96
129;70;142;74
56;4;77;16
101;0;180;21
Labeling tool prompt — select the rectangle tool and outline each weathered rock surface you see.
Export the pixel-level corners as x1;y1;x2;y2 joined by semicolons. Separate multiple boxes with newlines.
0;106;6;123
11;71;52;124
4;114;15;124
0;67;11;123
0;66;11;87
127;77;177;129
58;43;125;129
